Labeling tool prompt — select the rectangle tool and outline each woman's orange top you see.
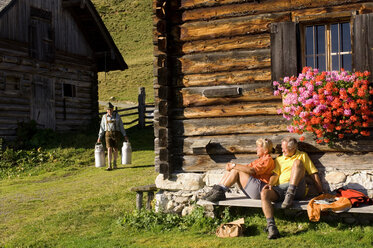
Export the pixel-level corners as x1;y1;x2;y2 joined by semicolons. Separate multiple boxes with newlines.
247;154;275;183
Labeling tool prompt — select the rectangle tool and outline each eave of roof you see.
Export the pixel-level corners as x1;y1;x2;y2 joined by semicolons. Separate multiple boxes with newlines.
62;0;128;71
0;0;16;18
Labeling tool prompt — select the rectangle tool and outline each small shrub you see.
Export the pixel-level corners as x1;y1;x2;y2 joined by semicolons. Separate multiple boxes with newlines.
120;206;220;233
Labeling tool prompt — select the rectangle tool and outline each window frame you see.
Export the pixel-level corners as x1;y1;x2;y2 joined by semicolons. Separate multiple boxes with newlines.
62;82;77;98
299;17;353;71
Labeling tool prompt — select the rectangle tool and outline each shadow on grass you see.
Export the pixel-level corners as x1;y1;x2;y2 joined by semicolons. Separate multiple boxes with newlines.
116;164;154;169
9;121;154;152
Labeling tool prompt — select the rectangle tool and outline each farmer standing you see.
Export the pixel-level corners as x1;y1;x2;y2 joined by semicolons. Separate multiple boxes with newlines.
97;102;128;171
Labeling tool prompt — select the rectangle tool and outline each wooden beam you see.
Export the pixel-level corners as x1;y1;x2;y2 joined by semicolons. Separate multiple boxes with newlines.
179;101;281;119
181;33;270;54
181;152;373;172
191;139;211;154
178;82;278;107
180;0;363;10
174;132;373;155
179;68;271;87
171;115;289;136
291;4;362;22
180;49;271;74
179;12;290;41
182;1;363;21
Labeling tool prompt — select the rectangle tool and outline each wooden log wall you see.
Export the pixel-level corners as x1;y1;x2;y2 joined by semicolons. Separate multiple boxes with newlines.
0;0;92;56
153;0;373;173
0;38;97;139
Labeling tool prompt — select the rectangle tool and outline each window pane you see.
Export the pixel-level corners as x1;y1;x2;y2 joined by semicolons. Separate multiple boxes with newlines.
305;26;314;55
341;23;351;52
317;55;326;71
306;56;314;68
332;55;339;70
316;25;325;54
342;54;352;71
331;24;339;53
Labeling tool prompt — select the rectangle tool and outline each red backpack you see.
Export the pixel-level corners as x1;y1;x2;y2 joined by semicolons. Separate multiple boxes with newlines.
336;188;373;207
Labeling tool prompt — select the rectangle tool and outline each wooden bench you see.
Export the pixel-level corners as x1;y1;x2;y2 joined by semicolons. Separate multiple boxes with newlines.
130;184;158;210
199;193;373;214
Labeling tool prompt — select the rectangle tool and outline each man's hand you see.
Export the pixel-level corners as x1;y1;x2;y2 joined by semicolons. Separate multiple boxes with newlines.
124;136;129;142
263;184;273;191
97;138;101;143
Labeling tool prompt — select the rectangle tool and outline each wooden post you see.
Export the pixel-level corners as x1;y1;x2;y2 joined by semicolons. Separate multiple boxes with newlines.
136;192;143;210
147;192;154;210
138;87;146;128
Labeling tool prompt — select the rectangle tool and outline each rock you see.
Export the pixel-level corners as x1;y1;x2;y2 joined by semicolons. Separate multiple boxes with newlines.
175;196;190;204
181;192;194;197
204;169;225;186
205;210;215;218
182;205;195;216
325;172;347;184
173;204;184;213
345;172;373;191
166;200;175;211
155;173;205;191
155;191;168;212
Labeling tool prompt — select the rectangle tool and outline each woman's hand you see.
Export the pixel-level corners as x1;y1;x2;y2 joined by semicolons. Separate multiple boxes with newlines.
226;162;235;171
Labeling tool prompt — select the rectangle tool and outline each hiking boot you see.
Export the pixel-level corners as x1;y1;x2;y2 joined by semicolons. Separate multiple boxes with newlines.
205;186;226;202
203;185;221;200
281;192;295;208
266;225;280;239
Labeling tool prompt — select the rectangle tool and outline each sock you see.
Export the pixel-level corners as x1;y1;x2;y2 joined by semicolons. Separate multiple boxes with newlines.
219;184;229;192
287;184;297;194
266;217;276;227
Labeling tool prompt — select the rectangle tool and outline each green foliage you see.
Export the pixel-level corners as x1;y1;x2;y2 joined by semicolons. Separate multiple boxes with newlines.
121;206;220;233
0;120;99;179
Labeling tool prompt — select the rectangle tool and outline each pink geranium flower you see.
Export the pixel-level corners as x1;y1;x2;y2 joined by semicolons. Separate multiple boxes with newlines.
273;67;373;145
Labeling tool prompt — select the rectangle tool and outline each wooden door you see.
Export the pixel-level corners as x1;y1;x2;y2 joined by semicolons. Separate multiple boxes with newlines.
31;76;55;130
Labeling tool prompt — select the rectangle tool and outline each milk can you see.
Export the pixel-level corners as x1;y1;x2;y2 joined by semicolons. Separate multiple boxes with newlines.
122;141;132;165
95;143;105;167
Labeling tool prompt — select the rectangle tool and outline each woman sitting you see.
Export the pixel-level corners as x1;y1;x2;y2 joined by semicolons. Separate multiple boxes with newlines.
204;138;275;202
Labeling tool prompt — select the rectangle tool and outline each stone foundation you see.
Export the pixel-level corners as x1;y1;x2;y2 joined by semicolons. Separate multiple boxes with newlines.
154;169;373;215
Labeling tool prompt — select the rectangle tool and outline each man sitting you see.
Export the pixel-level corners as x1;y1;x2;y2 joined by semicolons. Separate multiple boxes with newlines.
261;137;324;239
204;138;275;202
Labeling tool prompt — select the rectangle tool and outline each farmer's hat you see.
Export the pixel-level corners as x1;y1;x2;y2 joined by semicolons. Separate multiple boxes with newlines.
107;102;114;109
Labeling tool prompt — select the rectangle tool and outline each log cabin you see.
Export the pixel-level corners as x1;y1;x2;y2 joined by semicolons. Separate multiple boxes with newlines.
0;0;127;139
153;0;373;199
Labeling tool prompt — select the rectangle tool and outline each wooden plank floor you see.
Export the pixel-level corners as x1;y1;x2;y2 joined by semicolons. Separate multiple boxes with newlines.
198;193;373;214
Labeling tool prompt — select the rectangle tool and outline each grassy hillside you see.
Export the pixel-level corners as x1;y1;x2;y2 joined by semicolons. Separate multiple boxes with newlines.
92;0;154;104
